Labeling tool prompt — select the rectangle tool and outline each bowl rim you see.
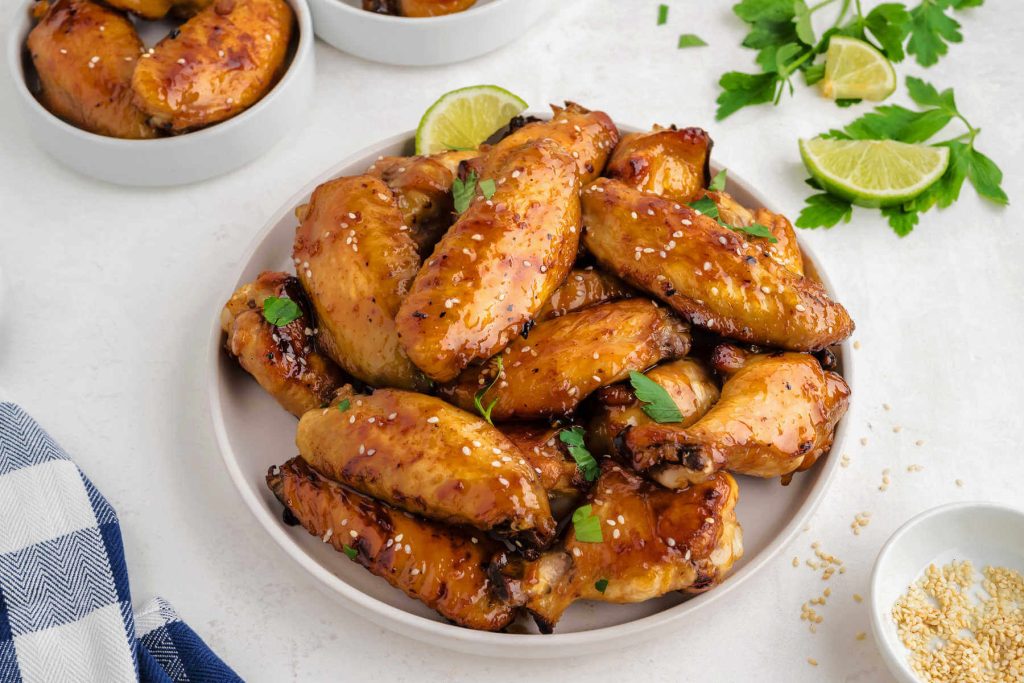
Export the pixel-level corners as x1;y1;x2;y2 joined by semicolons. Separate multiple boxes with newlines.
206;122;856;653
318;0;517;24
868;500;1024;683
5;0;314;148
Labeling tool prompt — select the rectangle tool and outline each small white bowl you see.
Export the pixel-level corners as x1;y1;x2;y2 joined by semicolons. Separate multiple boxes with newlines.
870;502;1024;683
308;0;549;66
6;0;315;187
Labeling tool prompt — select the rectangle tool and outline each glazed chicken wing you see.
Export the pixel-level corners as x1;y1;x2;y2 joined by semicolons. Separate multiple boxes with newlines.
494;463;742;633
396;140;581;383
268;457;515;631
702;190;805;276
131;0;294;132
483;103;620;185
587;358;719;458
220;271;346;416
606;125;712;203
536;268;633;321
296;389;556;549
439;299;691;421
582;179;854;351
362;0;475;16
293;175;428;390
500;424;583;497
624;343;851;488
27;0;155;139
367;150;478;257
101;0;211;19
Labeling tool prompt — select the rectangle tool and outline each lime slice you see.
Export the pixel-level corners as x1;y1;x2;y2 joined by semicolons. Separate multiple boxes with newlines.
820;36;896;101
799;137;950;208
415;85;528;155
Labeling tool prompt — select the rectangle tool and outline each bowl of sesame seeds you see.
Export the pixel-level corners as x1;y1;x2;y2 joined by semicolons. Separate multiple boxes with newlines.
871;502;1024;683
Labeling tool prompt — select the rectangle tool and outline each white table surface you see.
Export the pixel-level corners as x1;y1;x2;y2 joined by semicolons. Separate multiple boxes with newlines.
1;0;1022;680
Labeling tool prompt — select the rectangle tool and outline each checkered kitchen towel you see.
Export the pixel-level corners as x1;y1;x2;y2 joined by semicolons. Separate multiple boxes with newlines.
0;403;241;682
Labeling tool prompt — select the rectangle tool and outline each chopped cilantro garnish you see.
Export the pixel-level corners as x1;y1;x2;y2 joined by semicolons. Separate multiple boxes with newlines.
572;504;603;543
629;371;683;424
262;296;302;327
559;426;599;482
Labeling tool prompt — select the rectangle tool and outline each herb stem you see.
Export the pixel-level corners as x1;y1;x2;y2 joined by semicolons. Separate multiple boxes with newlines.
809;0;840;13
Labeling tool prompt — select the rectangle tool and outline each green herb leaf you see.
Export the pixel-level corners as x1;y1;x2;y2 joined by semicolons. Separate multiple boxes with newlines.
687;196;720;219
716;71;779;121
792;0;815;45
262;296;302;327
734;223;778;241
473;355;503;425
840;104;953;143
595;578;609;593
803;61;826;86
452;170;478;214
657;3;669;25
571;505;603;543
708;169;728;192
678;33;708;48
905;76;957;112
337;398;351;413
689;196;777;242
343;544;357;560
734;0;795;24
864;3;911;61
479;178;497;200
835;98;862;108
560;427;599;482
795;193;854;229
629;371;683;423
966;147;1008;205
881;205;919;236
907;0;964;67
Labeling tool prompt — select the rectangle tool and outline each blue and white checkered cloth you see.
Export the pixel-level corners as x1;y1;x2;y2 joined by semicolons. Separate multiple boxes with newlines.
0;403;242;682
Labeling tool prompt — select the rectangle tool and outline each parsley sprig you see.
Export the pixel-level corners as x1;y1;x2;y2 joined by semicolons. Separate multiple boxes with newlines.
687;195;779;243
559;427;599;482
717;0;985;120
262;296;302;326
452;171;497;214
473;356;503;425
797;77;1007;236
628;371;684;424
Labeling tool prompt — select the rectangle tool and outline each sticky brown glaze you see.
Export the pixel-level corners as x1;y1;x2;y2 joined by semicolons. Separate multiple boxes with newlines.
396;140;581;383
296;390;556;549
293;175;428;390
606;125;712;203
220;271;346;416
582;179;854;351
587;358;719;457
362;0;475;16
268;457;516;631
483;102;620;185
366;150;478;257
131;0;294;133
500;424;583;497
624;343;851;488
535;268;633;321
101;0;212;19
700;190;804;277
494;463;742;633
439;299;691;421
27;0;156;139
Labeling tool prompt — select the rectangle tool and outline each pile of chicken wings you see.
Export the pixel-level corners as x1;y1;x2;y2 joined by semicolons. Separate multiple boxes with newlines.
222;103;854;633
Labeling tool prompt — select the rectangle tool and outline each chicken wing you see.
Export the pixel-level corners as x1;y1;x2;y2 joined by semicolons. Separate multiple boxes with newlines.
605;125;711;203
367;150;478;257
27;0;156;139
493;463;742;633
293;175;428;390
536;268;633;321
587;358;719;457
582;178;854;351
268;457;516;631
362;0;475;16
500;424;583;497
396;140;581;383
702;190;804;276
296;389;557;549
220;271;346;416
483;102;619;184
100;0;211;19
131;0;294;132
439;299;691;421
624;343;850;488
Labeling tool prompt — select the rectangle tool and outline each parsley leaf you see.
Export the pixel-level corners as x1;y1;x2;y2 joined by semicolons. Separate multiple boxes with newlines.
452;170;479;214
864;3;912;61
687;196;719;219
965;146;1008;205
687;196;779;243
907;0;965;67
881;205;919;237
473;356;503;425
793;0;815;45
838;105;953;143
595;578;609;593
262;296;302;326
343;544;357;560
560;427;599;482
571;505;603;543
478;178;496;200
629;371;683;423
657;3;669;25
678;34;708;48
708;168;728;192
716;71;779;121
337;398;351;413
796;193;853;229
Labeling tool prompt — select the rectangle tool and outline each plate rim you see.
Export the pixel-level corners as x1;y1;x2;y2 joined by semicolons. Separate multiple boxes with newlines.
206;122;855;656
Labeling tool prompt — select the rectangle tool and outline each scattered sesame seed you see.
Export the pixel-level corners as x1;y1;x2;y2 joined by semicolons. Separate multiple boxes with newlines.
426;416;439;424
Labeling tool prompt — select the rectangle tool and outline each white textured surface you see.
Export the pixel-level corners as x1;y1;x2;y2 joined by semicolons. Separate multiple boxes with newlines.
0;0;1021;680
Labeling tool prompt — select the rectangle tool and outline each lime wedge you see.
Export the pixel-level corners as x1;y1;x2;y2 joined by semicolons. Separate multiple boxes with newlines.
821;36;896;101
799;137;950;208
415;85;528;155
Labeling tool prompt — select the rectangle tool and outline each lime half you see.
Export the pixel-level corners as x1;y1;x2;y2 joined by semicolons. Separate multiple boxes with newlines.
415;85;528;155
821;36;896;101
799;137;950;208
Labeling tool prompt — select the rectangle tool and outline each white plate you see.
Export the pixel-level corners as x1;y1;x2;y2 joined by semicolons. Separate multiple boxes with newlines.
870;502;1024;683
308;0;549;66
7;0;315;187
207;123;854;657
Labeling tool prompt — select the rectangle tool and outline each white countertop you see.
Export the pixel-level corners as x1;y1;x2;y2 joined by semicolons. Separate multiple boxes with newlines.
1;0;1022;680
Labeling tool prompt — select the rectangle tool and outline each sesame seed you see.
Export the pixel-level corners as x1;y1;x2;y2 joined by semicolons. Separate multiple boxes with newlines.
666;537;676;547
426;416;439;424
612;528;620;539
176;58;186;65
491;461;501;467
462;446;471;455
349;530;358;538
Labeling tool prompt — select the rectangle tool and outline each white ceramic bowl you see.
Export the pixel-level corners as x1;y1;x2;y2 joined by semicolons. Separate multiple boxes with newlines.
308;0;548;66
207;123;855;657
870;502;1024;683
6;0;315;187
